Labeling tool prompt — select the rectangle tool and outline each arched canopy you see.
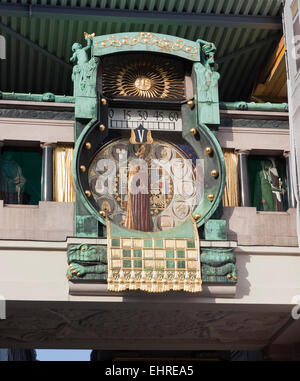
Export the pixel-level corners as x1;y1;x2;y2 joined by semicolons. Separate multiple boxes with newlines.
92;32;200;62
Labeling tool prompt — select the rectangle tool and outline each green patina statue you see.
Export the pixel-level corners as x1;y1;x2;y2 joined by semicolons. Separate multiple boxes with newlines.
67;244;107;280
197;39;217;69
70;33;94;82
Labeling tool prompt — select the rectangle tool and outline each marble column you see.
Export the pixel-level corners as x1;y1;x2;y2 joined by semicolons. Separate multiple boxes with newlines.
284;151;297;208
41;143;54;202
236;150;251;207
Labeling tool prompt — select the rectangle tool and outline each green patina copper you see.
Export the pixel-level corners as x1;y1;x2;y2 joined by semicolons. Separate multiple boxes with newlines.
204;220;227;241
0;91;74;103
66;243;237;283
220;101;288;112
181;102;226;228
73;118;99;237
0;90;288;114
193;39;220;125
67;243;107;280
0;90;287;114
70;35;98;119
201;247;237;283
92;32;200;62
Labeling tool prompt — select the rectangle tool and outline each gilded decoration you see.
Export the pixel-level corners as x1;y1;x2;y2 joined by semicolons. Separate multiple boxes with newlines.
106;217;202;293
102;54;185;100
94;32;199;56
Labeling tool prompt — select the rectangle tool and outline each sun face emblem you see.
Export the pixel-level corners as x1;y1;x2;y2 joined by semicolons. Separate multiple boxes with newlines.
134;77;152;92
102;54;185;100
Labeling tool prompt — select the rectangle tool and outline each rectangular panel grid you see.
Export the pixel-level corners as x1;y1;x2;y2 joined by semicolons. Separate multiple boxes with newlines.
109;237;198;271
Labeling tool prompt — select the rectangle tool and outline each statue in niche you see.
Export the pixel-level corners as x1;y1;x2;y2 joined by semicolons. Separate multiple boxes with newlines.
253;159;285;211
0;152;26;204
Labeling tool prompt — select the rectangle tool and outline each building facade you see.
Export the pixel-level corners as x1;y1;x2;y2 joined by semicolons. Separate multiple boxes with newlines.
0;0;299;361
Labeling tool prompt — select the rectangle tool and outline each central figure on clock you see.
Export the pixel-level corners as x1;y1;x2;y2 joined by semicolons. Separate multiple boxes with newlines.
124;143;151;232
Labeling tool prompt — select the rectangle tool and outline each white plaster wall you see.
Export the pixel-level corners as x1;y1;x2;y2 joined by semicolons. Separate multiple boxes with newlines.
0;241;300;307
0;247;69;301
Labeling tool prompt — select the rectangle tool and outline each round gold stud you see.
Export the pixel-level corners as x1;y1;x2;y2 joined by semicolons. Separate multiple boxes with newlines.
85;142;92;150
99;124;105;132
82;245;87;251
210;170;219;178
190;128;197;135
207;193;215;201
227;274;231;279
187;99;195;108
99;210;106;217
101;98;107;106
232;275;237;281
193;214;201;221
80;165;86;173
85;190;91;197
205;147;213;155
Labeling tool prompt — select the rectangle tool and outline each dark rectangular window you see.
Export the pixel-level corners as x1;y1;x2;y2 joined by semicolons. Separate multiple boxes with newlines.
248;156;288;211
0;147;42;205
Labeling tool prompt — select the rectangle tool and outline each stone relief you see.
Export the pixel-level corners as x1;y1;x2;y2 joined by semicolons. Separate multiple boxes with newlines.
0;308;289;348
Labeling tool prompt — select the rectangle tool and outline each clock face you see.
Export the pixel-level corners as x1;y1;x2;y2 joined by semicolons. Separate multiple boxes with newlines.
88;137;203;232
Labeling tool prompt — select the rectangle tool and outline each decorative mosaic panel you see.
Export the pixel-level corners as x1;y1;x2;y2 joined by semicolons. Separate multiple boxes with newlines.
107;233;202;293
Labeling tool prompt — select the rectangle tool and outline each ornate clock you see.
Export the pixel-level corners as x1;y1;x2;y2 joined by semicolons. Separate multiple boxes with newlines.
73;39;224;232
69;32;233;291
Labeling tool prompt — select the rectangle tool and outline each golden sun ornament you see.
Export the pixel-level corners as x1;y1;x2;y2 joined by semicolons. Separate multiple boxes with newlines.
102;54;185;100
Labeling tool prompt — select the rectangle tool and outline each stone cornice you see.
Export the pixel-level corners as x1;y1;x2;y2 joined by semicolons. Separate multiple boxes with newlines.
0;117;74;143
